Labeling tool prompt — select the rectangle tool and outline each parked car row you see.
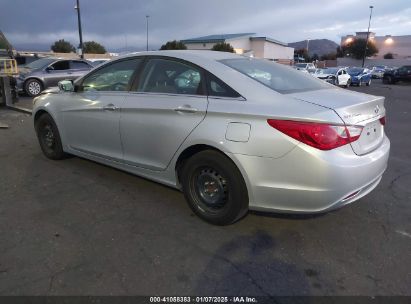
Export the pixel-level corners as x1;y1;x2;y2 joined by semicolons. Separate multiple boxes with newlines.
295;63;410;87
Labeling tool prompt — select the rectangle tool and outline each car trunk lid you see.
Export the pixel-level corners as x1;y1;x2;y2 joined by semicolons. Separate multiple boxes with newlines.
288;88;385;155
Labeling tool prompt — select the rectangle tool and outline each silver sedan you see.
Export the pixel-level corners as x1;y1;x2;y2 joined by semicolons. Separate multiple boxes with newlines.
32;50;390;225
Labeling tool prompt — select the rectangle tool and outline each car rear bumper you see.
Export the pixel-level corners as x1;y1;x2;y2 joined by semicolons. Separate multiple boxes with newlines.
229;135;390;213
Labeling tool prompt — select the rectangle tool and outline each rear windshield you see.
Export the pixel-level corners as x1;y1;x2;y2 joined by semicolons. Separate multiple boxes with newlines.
220;58;329;94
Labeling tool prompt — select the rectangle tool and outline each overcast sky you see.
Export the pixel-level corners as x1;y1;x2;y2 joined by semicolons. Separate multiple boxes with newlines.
1;0;410;51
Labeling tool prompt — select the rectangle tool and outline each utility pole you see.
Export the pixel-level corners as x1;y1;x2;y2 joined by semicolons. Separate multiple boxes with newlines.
146;15;150;51
75;0;84;59
362;5;374;67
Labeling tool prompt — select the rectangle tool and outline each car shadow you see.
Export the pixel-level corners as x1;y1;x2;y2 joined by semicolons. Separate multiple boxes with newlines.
194;230;314;296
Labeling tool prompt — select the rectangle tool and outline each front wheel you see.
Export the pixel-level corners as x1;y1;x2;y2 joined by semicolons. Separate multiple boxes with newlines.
180;150;249;225
345;79;351;88
35;113;67;160
25;79;43;97
366;79;371;86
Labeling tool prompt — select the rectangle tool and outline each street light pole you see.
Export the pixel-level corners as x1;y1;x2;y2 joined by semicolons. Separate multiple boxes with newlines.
146;15;150;51
362;5;374;67
306;38;310;61
75;0;84;59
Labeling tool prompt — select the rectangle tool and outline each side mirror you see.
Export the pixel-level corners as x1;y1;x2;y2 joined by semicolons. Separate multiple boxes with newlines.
58;80;74;92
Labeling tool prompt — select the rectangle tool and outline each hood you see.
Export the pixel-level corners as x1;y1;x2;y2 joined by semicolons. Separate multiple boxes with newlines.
314;73;334;77
41;87;60;94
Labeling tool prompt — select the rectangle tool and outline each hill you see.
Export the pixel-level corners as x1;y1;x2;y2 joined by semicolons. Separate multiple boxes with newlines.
288;39;339;57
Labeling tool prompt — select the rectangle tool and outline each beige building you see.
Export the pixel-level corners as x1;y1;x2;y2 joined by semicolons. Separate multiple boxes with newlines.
181;33;294;62
341;32;411;59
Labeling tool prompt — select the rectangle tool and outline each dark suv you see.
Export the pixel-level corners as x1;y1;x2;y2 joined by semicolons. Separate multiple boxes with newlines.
383;66;411;84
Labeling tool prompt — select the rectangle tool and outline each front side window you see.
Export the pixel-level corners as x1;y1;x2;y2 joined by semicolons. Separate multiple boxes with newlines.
221;58;329;94
82;58;141;92
137;58;203;95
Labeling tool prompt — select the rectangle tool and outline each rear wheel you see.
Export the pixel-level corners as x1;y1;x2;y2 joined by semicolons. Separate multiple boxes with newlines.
35;113;67;160
180;150;248;225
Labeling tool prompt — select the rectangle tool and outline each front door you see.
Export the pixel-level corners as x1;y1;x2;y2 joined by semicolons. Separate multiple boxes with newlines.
120;57;208;170
62;58;142;161
45;60;71;87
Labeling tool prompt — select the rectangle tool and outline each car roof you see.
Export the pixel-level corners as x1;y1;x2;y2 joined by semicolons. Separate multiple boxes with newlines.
118;50;241;62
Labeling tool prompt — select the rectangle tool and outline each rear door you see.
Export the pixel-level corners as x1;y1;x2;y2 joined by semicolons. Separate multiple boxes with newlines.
120;57;208;170
69;60;93;80
397;66;411;81
338;69;350;85
44;60;71;87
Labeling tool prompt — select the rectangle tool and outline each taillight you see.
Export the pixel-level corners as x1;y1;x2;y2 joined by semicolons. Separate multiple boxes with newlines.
267;119;363;150
379;116;386;126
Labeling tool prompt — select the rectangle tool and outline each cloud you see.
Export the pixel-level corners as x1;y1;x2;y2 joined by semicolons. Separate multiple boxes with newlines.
1;0;410;51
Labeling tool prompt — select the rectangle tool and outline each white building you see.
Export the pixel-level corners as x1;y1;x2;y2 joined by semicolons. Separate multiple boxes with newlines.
181;33;294;62
341;32;411;59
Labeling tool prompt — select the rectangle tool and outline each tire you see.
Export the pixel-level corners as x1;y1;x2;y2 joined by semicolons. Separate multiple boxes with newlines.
366;79;371;86
180;150;249;225
25;78;43;97
345;79;351;88
35;113;67;160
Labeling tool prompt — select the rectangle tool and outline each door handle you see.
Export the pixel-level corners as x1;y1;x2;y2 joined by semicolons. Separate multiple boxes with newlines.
103;104;117;111
173;105;198;113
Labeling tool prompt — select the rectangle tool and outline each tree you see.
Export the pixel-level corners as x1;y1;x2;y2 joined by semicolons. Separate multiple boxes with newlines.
336;46;345;58
212;42;234;53
51;39;75;53
160;40;187;50
311;53;319;61
344;38;378;60
320;52;337;61
294;48;309;62
384;52;394;59
83;41;106;54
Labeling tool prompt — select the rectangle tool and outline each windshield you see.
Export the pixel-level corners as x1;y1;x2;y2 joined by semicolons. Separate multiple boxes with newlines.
220;58;329;94
24;58;55;70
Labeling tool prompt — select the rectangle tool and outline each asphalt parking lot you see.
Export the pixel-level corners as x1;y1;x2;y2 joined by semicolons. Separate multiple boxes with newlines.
0;80;410;296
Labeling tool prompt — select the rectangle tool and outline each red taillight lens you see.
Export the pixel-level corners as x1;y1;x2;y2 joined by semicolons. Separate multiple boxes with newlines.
267;119;363;150
379;116;386;126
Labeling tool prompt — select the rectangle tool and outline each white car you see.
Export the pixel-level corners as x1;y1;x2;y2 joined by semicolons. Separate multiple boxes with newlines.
314;67;351;87
294;63;316;73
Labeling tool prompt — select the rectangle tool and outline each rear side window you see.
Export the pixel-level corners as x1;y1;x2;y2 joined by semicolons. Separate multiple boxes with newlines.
137;58;204;95
82;58;142;92
220;58;329;94
207;73;240;98
70;60;91;69
50;60;70;70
